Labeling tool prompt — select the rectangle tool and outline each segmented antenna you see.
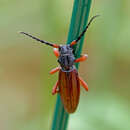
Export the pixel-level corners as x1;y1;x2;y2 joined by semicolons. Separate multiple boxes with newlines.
70;15;100;46
20;32;59;48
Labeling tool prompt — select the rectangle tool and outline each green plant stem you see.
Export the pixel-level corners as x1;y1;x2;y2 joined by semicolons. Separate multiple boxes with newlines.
51;0;92;130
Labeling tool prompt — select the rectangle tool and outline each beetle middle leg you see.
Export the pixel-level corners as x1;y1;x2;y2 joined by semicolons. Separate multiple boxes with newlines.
78;76;88;91
74;54;88;63
49;67;60;74
52;81;59;95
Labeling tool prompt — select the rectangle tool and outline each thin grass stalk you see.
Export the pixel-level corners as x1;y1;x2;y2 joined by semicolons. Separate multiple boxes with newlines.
51;0;92;130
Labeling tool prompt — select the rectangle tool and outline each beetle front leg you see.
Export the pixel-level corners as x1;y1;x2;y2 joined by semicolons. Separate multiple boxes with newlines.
74;54;88;63
53;48;60;58
52;81;59;95
78;76;88;91
49;67;60;74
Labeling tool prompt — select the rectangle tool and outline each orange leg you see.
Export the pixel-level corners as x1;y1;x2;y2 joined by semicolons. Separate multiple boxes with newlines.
53;48;60;58
78;76;88;91
52;81;59;95
49;67;60;74
75;54;88;63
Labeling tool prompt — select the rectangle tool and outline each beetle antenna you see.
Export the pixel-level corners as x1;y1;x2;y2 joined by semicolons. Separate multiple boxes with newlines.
70;15;100;46
19;32;59;48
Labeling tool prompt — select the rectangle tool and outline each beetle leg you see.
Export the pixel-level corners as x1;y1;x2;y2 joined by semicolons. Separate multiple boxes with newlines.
52;81;59;95
78;76;88;91
53;48;60;58
49;67;60;74
75;54;88;63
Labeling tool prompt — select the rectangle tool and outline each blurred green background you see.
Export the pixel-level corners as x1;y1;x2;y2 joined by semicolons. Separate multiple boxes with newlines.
0;0;130;130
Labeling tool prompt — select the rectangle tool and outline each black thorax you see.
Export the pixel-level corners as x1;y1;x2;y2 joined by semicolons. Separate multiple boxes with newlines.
58;45;75;71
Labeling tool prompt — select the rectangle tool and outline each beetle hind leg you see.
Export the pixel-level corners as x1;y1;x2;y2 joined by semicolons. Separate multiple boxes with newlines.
78;76;88;91
52;81;59;95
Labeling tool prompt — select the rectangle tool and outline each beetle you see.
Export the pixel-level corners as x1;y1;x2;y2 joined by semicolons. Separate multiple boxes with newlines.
20;15;99;113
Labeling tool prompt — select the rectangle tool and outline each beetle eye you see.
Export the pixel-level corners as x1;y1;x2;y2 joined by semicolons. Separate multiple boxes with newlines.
58;58;60;63
72;49;75;54
58;47;61;51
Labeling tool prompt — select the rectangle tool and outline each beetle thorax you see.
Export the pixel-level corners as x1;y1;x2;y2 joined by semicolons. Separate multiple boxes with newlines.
58;45;75;71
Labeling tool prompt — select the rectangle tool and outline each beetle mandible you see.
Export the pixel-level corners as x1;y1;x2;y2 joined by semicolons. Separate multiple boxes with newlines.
20;15;99;113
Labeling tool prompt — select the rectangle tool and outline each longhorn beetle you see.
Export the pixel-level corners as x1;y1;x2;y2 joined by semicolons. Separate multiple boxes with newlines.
20;15;99;113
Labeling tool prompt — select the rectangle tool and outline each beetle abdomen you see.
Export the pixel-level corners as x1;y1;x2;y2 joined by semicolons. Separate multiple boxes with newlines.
59;69;80;113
